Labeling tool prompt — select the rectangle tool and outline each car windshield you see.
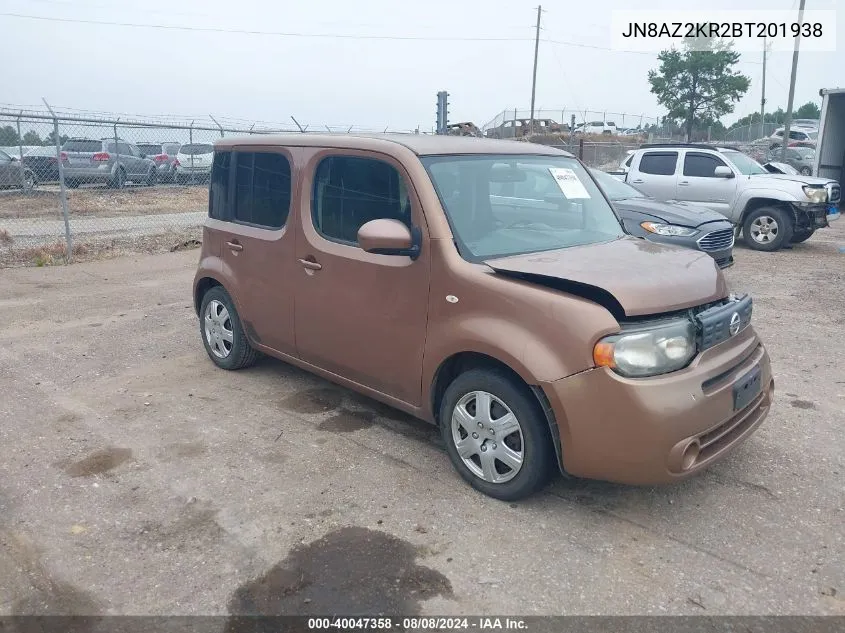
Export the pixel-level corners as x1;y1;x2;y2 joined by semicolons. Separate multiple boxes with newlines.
180;144;213;155
163;143;181;154
137;145;161;155
722;150;768;175
589;168;646;200
421;154;625;261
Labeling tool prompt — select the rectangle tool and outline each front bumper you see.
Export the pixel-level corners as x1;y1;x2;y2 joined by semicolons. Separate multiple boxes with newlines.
540;326;773;485
792;202;835;230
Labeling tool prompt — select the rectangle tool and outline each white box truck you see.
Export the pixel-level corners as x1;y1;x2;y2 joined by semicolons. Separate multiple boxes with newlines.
814;88;845;185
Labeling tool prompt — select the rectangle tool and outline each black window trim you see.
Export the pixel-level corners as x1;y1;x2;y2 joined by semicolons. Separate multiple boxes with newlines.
228;149;293;231
682;151;729;178
310;151;415;249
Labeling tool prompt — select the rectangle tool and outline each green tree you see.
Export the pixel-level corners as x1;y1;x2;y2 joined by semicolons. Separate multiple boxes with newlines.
794;101;821;120
22;130;42;145
648;38;750;141
0;126;20;145
45;130;69;146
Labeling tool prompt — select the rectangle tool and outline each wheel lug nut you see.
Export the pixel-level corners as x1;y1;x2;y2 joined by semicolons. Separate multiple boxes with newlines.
492;443;498;449
477;422;483;429
472;432;478;439
480;445;487;452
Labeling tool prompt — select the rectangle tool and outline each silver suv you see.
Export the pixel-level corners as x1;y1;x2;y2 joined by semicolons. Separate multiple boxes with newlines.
61;138;158;189
622;144;840;251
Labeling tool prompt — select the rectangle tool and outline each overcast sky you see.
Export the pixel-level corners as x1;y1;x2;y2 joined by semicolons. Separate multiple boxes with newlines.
1;0;841;131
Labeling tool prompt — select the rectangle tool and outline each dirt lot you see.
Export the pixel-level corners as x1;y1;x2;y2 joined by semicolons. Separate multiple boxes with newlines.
0;185;206;220
0;224;843;618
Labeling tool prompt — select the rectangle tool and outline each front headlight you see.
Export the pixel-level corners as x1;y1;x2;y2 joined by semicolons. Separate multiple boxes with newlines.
593;319;697;377
640;221;697;237
802;185;828;203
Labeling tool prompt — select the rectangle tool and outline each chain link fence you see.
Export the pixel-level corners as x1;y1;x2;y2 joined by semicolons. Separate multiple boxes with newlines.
0;106;422;267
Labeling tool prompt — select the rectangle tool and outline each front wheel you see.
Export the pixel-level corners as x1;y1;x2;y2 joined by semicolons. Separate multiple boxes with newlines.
800;166;812;176
145;167;157;186
199;286;258;370
21;170;36;192
440;369;555;501
742;206;793;252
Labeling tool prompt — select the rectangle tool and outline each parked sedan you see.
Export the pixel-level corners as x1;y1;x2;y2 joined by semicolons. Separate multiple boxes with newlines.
174;143;214;184
0;149;36;191
766;146;815;175
589;168;735;268
23;146;63;183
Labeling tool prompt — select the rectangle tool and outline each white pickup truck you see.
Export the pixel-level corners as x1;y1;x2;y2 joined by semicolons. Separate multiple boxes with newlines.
619;144;840;251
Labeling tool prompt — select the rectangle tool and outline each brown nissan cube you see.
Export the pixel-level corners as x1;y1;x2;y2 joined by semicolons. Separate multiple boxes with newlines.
193;134;774;501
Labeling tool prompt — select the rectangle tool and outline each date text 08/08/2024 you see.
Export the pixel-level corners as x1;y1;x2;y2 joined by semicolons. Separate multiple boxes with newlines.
306;617;528;630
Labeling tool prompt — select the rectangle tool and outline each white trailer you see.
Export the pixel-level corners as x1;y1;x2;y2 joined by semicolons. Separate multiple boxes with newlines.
814;88;845;184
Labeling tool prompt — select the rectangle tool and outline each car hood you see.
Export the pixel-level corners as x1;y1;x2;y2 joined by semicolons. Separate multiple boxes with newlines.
485;237;727;319
610;197;727;227
749;173;833;186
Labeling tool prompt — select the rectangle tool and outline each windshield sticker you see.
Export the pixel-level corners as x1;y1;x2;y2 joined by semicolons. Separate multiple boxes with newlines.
548;168;591;199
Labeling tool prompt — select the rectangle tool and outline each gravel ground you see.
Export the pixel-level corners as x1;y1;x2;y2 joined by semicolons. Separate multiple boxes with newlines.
0;223;843;618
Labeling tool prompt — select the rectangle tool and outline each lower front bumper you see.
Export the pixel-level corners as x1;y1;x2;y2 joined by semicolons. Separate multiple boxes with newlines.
540;327;773;485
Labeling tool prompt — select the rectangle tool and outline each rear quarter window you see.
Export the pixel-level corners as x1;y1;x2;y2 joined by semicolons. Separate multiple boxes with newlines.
209;151;231;220
639;152;678;176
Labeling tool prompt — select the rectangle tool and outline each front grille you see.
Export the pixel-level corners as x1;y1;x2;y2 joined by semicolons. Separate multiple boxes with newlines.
828;183;841;204
697;228;735;252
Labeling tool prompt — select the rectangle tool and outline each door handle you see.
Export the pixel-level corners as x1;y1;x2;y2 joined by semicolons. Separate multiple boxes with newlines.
631;179;644;184
298;258;322;271
226;240;243;252
678;181;690;186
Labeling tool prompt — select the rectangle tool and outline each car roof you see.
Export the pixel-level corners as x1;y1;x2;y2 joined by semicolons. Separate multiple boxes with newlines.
215;133;574;157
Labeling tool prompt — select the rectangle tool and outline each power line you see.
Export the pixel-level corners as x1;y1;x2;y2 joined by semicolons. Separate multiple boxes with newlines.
0;12;536;41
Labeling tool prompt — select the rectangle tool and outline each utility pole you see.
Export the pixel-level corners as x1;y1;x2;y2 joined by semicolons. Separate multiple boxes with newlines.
529;5;542;137
760;36;767;140
782;0;806;161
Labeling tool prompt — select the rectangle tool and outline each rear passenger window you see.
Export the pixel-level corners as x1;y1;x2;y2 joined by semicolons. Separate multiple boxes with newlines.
683;153;726;178
312;156;411;245
639;152;678;175
209;151;230;220
233;151;291;228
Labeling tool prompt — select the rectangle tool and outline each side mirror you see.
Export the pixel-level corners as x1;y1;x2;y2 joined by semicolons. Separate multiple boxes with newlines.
714;166;734;179
358;219;421;259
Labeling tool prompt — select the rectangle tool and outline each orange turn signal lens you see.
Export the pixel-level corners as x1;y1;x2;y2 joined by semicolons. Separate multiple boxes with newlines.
593;341;616;368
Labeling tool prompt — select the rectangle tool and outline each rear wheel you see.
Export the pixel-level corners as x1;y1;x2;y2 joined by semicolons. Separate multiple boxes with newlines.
145;166;157;186
790;228;815;243
742;206;793;252
109;168;126;189
440;369;555;501
21;170;36;192
199;286;258;370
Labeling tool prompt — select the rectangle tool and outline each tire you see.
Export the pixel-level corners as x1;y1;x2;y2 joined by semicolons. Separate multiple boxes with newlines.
439;368;555;501
109;168;126;189
742;206;793;252
21;170;36;192
790;228;815;243
198;286;258;370
800;166;812;176
145;167;157;186
176;173;186;185
65;178;80;189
